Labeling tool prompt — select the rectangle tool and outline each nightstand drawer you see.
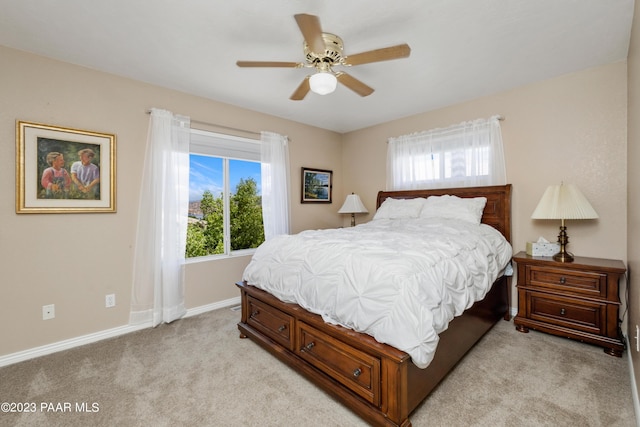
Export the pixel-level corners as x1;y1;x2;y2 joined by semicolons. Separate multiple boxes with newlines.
525;265;606;298
527;291;605;335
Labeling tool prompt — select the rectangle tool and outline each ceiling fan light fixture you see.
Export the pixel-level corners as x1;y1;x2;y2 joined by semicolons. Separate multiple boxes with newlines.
237;14;410;100
309;72;337;95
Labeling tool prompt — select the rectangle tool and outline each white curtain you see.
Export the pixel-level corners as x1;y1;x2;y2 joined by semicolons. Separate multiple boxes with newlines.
130;108;190;326
387;115;506;190
260;131;290;239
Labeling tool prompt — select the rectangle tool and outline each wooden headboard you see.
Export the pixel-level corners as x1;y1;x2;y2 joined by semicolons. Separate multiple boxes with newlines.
376;184;512;243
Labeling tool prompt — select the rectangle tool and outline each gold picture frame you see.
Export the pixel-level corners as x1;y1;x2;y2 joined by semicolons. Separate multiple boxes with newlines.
16;121;116;213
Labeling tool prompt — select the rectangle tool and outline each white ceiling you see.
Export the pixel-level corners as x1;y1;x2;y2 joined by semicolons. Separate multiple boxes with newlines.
0;0;634;133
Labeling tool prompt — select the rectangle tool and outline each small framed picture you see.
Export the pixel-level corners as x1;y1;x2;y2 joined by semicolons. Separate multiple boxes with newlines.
16;121;116;213
301;167;332;203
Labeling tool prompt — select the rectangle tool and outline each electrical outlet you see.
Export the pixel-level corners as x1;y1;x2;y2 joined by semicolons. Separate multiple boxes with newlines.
42;304;55;320
105;294;116;308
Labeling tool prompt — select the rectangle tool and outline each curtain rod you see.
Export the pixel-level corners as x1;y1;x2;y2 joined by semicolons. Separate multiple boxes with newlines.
191;119;261;137
385;115;505;143
145;110;261;137
145;109;502;137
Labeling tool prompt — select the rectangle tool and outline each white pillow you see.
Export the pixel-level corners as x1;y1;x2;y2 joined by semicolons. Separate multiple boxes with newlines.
419;195;487;224
373;197;426;220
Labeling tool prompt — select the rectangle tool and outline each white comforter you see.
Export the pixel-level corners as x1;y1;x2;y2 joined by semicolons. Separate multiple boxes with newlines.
242;217;512;368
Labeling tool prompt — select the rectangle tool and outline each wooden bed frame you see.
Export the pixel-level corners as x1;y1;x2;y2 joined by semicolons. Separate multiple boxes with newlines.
237;184;512;427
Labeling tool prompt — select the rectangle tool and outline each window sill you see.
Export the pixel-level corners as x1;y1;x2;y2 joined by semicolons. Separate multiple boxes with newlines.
185;249;256;264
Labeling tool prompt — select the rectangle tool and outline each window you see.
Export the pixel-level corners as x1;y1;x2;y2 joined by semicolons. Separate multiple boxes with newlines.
408;145;490;182
387;116;505;190
186;130;264;258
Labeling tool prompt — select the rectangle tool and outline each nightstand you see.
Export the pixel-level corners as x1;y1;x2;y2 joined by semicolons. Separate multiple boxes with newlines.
512;251;626;356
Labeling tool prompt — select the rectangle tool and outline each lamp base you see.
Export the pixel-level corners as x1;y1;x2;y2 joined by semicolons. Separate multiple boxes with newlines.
554;224;574;262
553;251;574;263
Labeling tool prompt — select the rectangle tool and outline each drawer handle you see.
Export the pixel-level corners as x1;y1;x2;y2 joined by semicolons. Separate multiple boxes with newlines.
559;277;566;284
303;342;315;352
278;325;287;332
560;308;566;315
353;368;362;378
251;310;259;317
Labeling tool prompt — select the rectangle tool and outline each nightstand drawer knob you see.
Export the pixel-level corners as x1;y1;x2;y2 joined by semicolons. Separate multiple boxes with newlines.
560;308;566;315
559;277;566;284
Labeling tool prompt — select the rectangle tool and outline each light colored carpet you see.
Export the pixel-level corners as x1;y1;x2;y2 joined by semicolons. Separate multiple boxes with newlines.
0;307;636;426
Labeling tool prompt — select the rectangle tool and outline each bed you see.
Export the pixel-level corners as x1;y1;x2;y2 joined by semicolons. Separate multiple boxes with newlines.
236;184;512;427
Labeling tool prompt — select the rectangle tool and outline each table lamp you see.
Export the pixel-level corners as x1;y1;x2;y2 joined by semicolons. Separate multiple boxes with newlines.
338;193;368;226
531;183;598;262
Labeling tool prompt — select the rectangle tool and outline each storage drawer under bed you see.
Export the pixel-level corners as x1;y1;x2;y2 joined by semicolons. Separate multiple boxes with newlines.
296;321;381;406
246;296;295;351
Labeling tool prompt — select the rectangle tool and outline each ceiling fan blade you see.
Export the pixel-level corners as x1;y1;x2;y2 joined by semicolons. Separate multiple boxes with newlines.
294;14;325;54
336;72;374;97
236;61;302;68
343;43;411;66
290;76;311;100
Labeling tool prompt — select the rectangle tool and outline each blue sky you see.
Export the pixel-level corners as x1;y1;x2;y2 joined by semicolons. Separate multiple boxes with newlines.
189;155;261;202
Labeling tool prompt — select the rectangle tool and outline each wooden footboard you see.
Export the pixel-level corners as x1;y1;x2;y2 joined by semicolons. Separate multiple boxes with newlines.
237;275;509;427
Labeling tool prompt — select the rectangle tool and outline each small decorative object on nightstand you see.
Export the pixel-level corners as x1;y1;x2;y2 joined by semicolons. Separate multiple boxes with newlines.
512;251;626;356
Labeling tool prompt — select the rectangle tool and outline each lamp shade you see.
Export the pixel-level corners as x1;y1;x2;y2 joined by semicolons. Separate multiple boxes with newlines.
531;183;598;220
338;193;368;214
309;72;337;95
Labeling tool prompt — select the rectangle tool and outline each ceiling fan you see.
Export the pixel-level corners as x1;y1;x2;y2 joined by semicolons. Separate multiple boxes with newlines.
236;14;411;100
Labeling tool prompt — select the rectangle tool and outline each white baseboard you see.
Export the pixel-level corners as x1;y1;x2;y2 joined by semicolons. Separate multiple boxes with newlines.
510;306;518;318
0;323;152;368
626;335;640;427
0;296;241;368
184;296;240;318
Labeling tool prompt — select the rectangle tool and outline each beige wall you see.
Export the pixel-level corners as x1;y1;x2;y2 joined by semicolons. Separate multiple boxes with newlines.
343;61;628;311
0;42;632;365
0;46;342;357
627;0;640;404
